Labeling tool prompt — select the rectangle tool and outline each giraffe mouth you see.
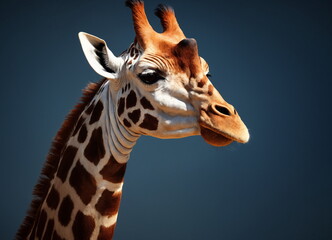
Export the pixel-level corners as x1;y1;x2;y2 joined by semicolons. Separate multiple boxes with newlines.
199;124;234;147
198;104;249;147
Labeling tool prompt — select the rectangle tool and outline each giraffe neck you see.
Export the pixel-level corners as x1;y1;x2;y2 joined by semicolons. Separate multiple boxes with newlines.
28;80;140;240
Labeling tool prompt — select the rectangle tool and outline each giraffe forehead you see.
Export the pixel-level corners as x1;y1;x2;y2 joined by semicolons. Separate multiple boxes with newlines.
136;39;203;74
139;52;174;72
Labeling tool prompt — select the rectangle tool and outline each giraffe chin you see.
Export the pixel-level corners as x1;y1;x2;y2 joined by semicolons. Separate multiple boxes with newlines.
200;126;234;147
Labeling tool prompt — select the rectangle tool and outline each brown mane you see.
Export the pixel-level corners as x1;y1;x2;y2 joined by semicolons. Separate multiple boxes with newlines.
16;78;107;240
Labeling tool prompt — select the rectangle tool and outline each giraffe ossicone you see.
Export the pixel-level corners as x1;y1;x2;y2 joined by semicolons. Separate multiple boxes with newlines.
17;1;249;239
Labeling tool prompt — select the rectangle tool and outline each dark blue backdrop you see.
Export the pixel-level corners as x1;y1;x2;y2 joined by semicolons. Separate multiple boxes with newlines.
1;0;331;239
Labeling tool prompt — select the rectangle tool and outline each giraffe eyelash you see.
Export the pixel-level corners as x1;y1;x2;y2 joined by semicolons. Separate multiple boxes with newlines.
138;69;165;85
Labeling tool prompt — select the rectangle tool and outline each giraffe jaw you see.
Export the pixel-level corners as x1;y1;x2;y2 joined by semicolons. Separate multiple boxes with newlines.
199;121;249;147
199;125;234;147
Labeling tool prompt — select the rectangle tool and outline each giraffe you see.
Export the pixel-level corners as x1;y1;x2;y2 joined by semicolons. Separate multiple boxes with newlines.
16;1;249;239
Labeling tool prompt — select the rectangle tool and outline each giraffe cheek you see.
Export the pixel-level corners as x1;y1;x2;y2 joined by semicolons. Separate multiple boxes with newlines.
139;113;159;131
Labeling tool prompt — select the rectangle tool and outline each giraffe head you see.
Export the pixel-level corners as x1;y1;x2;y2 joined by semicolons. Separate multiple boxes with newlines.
78;0;249;147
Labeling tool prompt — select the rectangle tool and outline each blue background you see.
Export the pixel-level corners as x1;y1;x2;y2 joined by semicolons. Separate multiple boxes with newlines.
1;0;331;239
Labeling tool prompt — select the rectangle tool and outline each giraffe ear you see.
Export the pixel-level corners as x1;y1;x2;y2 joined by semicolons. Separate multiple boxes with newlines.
78;32;123;79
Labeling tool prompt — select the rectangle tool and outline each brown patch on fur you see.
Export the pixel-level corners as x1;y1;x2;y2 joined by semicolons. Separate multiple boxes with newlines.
117;97;125;117
78;123;88;143
72;211;95;240
58;195;74;226
69;160;97;205
197;78;207;88
36;210;47;239
100;155;127;184
46;186;60;210
56;145;78;182
130;47;135;57
128;109;141;124
197;80;204;88
208;84;214;96
52;230;65;240
89;100;104;125
139;113;159;130
43;219;54;239
123;118;132;128
140;97;154;110
85;103;95;115
126;90;137;109
16;79;107;240
95;190;122;216
97;224;116;240
84;127;105;165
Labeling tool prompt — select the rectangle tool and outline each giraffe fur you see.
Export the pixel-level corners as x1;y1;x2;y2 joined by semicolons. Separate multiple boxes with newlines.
17;1;249;239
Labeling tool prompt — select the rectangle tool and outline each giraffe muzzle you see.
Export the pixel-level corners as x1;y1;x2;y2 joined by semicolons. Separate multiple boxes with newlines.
199;102;249;146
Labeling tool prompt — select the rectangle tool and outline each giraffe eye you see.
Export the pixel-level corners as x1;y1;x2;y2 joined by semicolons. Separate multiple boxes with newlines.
206;73;212;77
138;70;165;85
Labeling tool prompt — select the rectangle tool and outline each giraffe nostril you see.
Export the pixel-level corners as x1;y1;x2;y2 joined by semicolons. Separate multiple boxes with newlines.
215;105;231;116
